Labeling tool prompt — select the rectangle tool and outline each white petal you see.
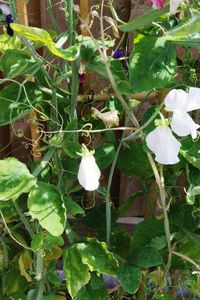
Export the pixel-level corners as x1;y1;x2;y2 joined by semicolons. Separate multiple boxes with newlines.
146;126;181;165
164;89;189;112
78;155;101;191
171;111;199;137
0;4;11;16
170;0;183;14
187;87;200;111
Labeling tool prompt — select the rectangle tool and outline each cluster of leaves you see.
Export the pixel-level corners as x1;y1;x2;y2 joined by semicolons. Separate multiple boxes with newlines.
0;1;200;300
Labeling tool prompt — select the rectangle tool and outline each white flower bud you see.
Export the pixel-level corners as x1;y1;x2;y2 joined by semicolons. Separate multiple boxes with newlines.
78;154;101;191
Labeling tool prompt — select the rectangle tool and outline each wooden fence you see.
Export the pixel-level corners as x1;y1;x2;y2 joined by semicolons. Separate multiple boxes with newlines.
0;0;160;222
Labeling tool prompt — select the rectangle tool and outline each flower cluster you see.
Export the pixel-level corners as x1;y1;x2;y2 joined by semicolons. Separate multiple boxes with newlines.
146;89;200;165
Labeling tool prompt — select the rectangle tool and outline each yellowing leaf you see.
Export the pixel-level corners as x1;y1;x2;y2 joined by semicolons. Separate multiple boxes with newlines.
11;23;79;61
18;251;32;282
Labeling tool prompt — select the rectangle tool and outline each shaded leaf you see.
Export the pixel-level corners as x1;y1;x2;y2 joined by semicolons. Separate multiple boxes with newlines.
95;142;115;170
129;246;163;268
117;142;153;178
0;82;42;125
117;264;141;294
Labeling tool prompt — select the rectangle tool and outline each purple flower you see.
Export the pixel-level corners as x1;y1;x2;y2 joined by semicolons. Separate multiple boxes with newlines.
112;49;129;70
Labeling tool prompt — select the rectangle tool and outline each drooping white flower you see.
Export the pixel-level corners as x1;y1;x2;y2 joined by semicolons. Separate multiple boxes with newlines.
170;0;183;14
146;125;181;165
165;89;200;139
91;107;119;128
77;146;101;191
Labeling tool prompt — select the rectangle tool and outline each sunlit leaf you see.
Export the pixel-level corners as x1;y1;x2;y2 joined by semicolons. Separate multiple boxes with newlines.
0;157;36;201
28;182;66;236
11;23;79;60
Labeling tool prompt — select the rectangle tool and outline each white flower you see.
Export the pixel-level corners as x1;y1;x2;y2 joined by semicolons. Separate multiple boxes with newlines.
165;89;200;139
0;4;11;16
91;107;119;128
170;0;183;14
78;153;101;191
146;125;181;165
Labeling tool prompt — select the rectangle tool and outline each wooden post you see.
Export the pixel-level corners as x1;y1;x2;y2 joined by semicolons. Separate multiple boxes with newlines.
15;0;41;161
80;0;90;36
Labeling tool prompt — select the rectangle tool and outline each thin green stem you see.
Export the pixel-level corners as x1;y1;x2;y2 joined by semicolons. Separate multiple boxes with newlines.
12;201;33;238
64;0;74;45
47;0;60;34
34;250;45;300
0;237;8;297
106;142;122;246
33;147;56;177
0;210;34;252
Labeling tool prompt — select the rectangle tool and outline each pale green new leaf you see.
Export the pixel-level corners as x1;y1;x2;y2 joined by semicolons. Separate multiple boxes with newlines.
0;157;36;201
11;23;79;61
28;182;65;236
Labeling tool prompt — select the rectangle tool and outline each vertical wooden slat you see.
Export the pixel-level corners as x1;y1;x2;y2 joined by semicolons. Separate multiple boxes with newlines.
15;0;41;161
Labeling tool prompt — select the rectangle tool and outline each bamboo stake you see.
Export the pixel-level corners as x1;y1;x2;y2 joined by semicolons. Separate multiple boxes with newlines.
79;0;90;36
16;0;41;161
77;91;158;103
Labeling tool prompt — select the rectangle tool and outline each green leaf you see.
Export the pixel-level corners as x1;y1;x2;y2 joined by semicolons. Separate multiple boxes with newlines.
0;31;21;53
63;141;82;158
129;246;163;268
131;219;165;247
3;293;26;300
11;23;79;60
95;142;115;170
76;283;110;300
117;264;141;294
64;196;85;216
48;271;61;285
5;267;27;295
180;137;200;169
164;16;200;47
129;36;177;92
2;49;38;78
117;142;153;179
119;6;169;32
63;245;90;298
0;157;36;201
78;238;118;275
0;82;42;125
28;182;65;236
31;231;64;251
76;273;110;300
165;16;200;40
